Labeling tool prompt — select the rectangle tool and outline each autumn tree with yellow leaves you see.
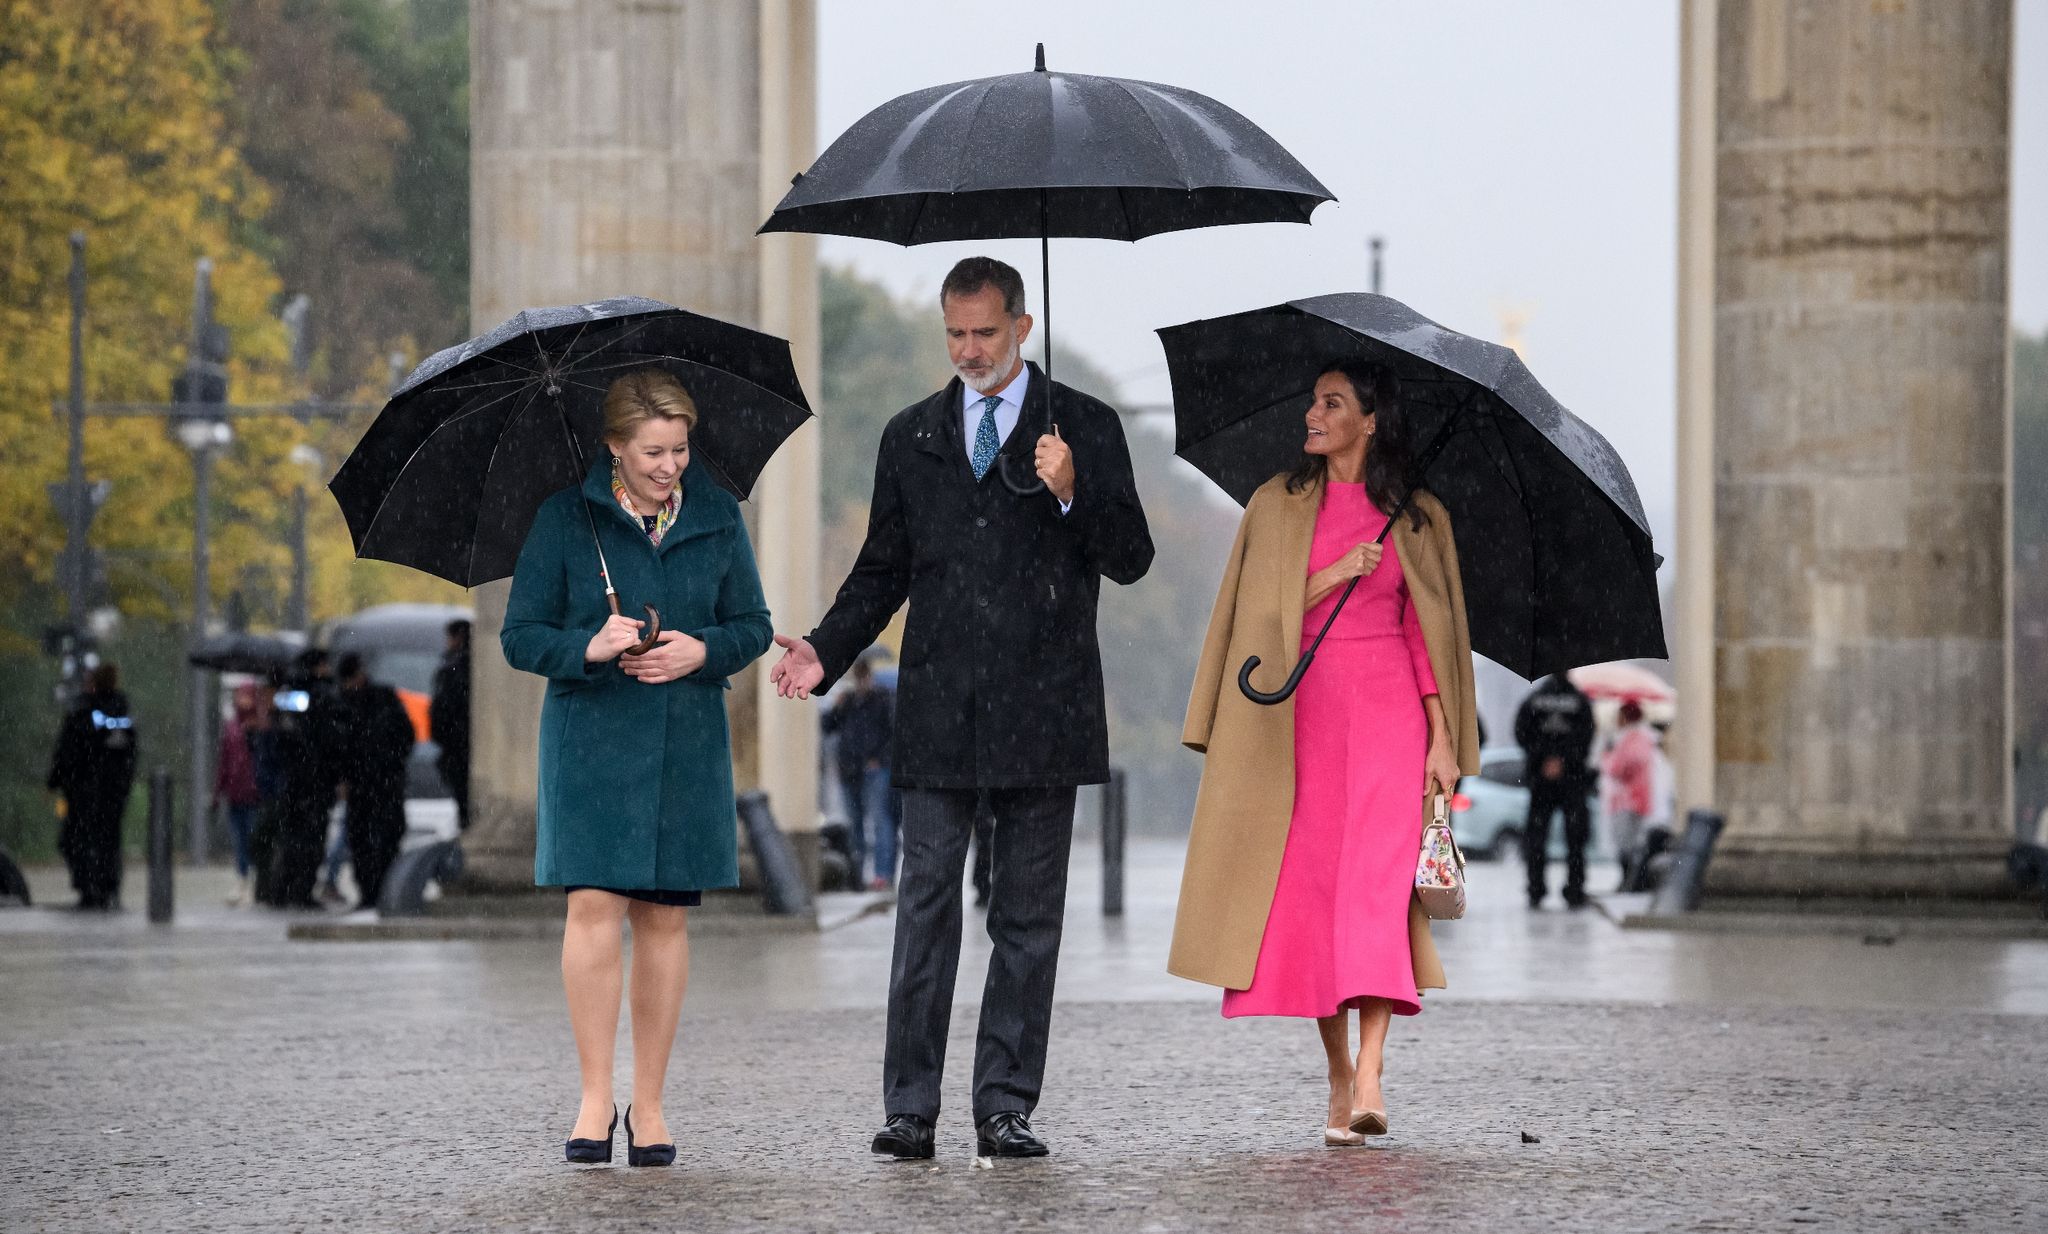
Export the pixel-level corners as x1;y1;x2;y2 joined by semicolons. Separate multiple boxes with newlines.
0;0;463;859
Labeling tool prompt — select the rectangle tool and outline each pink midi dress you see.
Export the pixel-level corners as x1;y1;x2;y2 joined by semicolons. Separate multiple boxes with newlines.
1222;482;1438;1020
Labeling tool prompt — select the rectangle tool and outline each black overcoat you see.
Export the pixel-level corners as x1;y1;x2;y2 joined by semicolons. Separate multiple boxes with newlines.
808;363;1153;789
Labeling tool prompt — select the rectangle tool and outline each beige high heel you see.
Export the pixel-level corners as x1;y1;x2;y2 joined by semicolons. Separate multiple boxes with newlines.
1325;1080;1366;1146
1347;1109;1390;1136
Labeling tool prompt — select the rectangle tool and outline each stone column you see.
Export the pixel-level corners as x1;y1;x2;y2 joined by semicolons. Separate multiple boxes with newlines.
750;0;823;883
1704;0;2013;896
462;0;818;891
1673;0;1719;822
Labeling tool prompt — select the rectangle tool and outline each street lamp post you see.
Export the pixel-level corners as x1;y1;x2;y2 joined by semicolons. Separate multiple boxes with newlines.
286;443;323;633
175;415;231;864
64;233;88;620
174;258;231;864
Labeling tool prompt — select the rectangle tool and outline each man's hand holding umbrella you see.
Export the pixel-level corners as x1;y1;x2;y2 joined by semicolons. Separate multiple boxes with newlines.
1033;425;1075;505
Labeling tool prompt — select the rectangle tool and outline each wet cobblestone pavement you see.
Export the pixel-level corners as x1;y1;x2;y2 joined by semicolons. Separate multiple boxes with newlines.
6;846;2046;1232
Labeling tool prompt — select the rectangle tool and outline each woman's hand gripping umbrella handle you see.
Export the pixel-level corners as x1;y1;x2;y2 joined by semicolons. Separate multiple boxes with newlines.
1237;408;1466;706
606;591;662;657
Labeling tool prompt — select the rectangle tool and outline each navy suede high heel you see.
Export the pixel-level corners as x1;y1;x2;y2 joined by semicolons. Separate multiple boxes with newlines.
624;1105;675;1167
564;1106;618;1164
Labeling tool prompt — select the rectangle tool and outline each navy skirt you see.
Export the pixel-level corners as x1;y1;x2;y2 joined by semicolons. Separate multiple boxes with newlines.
563;886;702;907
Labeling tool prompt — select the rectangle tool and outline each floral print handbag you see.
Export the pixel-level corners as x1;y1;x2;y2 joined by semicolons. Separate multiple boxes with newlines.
1414;792;1467;920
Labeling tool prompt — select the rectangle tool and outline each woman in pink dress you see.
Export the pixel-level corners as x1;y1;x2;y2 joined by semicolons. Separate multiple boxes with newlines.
1170;359;1478;1147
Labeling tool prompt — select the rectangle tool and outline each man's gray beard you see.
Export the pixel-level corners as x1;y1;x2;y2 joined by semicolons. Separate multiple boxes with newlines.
956;338;1020;394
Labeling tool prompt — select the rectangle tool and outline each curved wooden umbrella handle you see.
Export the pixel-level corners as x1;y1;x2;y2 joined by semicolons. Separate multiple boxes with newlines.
630;603;662;656
604;592;663;657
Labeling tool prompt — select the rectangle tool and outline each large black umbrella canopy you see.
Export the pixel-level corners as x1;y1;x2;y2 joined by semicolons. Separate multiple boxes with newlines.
330;297;812;589
1158;292;1666;683
758;45;1332;244
760;44;1331;493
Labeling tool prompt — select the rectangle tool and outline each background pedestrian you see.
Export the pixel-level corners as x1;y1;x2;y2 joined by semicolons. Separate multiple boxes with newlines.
335;652;415;911
822;653;896;889
1600;700;1659;888
260;650;344;909
215;682;267;906
430;618;472;830
45;663;137;911
1515;673;1596;908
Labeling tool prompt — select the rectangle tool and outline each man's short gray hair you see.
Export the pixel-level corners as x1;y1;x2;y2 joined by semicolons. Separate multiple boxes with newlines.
940;256;1027;318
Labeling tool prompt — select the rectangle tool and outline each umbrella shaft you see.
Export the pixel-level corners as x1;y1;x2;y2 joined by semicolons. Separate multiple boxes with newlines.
555;395;623;596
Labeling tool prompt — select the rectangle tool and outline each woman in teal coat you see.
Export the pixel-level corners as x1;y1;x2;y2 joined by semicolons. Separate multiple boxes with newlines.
501;368;772;1166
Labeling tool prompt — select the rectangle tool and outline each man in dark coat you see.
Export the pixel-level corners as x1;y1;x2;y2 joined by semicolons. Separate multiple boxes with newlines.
428;619;471;830
1515;673;1597;909
335;653;415;911
45;663;137;910
771;256;1153;1160
261;649;344;908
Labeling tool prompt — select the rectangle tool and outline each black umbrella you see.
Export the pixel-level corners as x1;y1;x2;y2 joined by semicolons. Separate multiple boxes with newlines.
330;297;812;649
188;631;302;674
1157;292;1666;696
760;43;1331;493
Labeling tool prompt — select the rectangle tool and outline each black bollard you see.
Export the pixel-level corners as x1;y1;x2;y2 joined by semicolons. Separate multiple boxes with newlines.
737;790;813;916
147;767;174;924
1649;808;1725;915
1101;768;1126;918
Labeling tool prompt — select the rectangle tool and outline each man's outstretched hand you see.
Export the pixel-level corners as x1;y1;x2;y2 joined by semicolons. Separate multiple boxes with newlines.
769;633;825;699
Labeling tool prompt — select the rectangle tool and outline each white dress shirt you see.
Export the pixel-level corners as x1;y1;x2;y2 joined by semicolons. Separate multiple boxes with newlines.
960;363;1029;458
962;364;1070;512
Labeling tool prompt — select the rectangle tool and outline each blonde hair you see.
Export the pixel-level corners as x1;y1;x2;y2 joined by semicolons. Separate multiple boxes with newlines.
602;369;698;445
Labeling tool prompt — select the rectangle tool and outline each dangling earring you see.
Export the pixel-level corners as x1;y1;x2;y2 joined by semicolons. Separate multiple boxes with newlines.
610;455;620;471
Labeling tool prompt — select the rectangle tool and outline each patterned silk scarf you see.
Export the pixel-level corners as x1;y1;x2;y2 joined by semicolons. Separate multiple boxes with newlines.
612;471;681;546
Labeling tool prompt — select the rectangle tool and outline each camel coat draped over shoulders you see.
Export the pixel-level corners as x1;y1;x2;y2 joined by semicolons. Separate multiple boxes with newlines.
1169;474;1481;993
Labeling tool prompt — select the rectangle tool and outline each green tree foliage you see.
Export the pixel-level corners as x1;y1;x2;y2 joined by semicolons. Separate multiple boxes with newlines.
0;0;291;859
212;0;467;399
0;0;464;863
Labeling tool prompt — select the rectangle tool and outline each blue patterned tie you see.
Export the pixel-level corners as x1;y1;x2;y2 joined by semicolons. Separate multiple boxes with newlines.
971;394;1002;480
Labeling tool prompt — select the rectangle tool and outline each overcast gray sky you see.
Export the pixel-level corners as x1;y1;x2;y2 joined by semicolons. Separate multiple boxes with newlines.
817;0;2046;560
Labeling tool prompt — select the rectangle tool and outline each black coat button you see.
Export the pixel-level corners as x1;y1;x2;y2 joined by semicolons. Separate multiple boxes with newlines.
976;516;988;528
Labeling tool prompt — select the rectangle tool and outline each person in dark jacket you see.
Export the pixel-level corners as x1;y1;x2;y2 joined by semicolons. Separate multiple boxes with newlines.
1514;674;1597;909
429;619;472;830
260;649;344;909
822;654;896;888
771;256;1154;1161
46;663;137;910
335;653;415;911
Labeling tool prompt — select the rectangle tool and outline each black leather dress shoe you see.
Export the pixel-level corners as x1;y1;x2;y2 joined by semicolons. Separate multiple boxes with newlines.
975;1112;1048;1158
870;1113;935;1159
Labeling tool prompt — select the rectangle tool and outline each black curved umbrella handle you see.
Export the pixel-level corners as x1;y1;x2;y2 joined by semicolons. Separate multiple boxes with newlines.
1237;566;1370;706
999;450;1047;496
1238;651;1315;706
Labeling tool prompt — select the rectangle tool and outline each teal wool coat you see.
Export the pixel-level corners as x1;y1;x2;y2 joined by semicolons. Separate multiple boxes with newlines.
501;458;772;891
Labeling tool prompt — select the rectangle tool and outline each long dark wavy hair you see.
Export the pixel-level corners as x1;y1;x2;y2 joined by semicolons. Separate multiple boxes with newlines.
1285;358;1428;530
